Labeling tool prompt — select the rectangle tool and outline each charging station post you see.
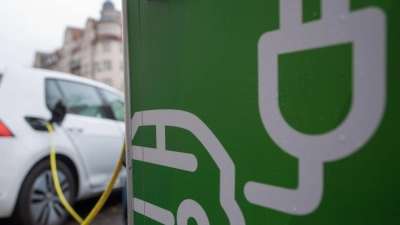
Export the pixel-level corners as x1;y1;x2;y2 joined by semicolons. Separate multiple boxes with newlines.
123;0;400;224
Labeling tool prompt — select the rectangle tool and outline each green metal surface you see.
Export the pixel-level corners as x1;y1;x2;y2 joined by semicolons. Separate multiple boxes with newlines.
125;0;400;224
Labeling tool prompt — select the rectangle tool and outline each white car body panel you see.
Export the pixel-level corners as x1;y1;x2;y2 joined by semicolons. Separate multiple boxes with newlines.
63;114;124;187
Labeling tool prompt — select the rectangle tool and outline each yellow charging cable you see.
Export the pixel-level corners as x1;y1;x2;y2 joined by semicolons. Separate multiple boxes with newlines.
46;123;126;225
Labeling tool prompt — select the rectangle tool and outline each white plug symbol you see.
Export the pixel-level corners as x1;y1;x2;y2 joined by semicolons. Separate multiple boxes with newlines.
245;0;386;215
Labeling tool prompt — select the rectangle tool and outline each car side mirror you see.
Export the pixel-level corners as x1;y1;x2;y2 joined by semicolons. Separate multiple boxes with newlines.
49;100;67;125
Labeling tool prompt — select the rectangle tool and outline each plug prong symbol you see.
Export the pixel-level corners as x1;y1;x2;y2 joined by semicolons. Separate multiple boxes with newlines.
245;0;386;215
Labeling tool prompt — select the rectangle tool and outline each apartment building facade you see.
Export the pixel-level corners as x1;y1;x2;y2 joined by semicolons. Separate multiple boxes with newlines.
34;0;124;91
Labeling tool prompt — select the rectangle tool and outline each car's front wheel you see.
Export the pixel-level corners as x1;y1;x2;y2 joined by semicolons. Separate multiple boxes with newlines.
14;159;76;225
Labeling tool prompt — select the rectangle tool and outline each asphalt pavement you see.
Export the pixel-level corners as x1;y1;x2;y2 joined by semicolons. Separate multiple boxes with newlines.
65;191;124;225
0;191;125;225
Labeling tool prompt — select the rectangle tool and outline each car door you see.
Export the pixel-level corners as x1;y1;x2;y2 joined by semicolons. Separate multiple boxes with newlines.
55;79;124;188
99;89;126;183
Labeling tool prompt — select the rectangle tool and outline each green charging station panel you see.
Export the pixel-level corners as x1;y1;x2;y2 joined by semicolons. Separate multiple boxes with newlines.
123;0;399;224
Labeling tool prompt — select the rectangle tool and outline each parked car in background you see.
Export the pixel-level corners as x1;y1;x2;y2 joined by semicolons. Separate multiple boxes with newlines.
0;67;125;225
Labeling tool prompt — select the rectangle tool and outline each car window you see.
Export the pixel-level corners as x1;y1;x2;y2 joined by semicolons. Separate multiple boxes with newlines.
102;90;124;121
45;79;63;110
57;80;108;119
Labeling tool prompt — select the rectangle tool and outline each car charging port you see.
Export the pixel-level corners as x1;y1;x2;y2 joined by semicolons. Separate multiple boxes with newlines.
25;117;49;131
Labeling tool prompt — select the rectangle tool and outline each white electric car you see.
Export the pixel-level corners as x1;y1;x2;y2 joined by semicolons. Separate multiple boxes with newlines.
0;67;126;225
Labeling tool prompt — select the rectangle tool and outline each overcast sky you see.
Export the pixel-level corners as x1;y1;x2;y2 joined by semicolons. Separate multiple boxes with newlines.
0;0;122;68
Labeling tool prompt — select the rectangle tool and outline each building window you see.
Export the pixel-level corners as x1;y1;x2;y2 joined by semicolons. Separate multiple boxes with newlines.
104;78;113;86
103;42;111;52
104;61;112;71
82;64;90;75
95;62;101;72
120;61;124;71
